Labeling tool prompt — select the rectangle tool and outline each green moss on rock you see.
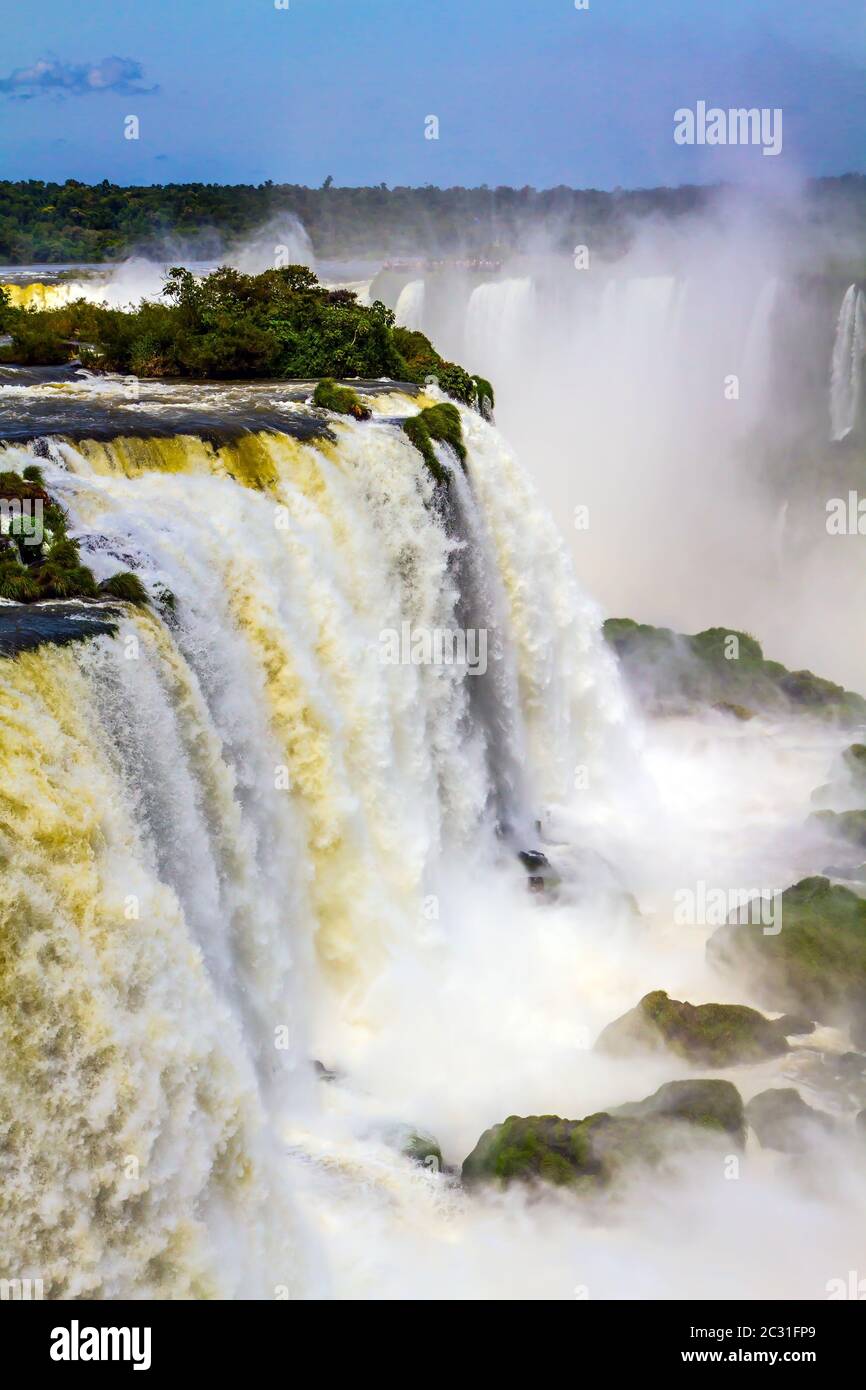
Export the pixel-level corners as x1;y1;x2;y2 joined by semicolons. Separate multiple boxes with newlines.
596;989;791;1067
602;617;866;723
402;402;466;484
461;1079;745;1190
99;571;150;606
707;876;866;1040
312;377;371;420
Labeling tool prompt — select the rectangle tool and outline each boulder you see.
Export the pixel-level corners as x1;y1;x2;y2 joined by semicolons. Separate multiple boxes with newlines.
746;1088;837;1153
707;876;866;1042
461;1079;744;1190
596;989;792;1067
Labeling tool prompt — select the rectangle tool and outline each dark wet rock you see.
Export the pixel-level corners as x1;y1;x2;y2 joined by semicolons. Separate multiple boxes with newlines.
707;876;866;1042
774;1014;816;1037
0;601;118;655
518;849;550;873
746;1088;837;1153
596;990;792;1067
461;1079;745;1190
313;1060;340;1083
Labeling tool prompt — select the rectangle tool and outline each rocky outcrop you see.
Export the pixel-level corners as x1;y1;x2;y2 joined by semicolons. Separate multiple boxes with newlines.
461;1079;745;1190
596;990;799;1067
746;1088;838;1153
603;619;866;724
707;876;866;1043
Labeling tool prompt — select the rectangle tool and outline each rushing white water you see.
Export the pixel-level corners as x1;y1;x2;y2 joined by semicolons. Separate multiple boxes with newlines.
0;393;634;1296
394;279;426;330
830;283;866;441
2;309;866;1298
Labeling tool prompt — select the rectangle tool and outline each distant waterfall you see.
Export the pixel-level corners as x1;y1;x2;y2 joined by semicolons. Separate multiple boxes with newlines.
830;283;866;440
465;279;535;378
394;279;426;330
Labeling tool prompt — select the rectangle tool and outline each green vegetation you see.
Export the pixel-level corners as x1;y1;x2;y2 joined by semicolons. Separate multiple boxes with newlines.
461;1080;745;1190
392;326;492;411
312;378;371;420
0;469;149;607
596;989;797;1067
99;571;150;605
0;178;716;265
0;266;494;408
707;876;866;1046
402;402;466;483
0;176;862;264
603;618;866;723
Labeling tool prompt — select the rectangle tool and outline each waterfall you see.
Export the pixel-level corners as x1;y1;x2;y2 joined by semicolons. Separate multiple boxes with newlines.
465;279;535;379
0;397;623;1297
394;279;426;330
830;283;866;441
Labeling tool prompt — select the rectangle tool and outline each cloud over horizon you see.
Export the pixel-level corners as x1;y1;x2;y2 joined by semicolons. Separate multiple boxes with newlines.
0;56;158;100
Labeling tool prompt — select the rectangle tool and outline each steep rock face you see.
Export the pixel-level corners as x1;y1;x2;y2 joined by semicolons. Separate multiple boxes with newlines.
707;876;866;1043
461;1080;745;1190
596;990;794;1067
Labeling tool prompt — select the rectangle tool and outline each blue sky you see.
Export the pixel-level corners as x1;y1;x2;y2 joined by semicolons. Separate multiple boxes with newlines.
0;0;863;188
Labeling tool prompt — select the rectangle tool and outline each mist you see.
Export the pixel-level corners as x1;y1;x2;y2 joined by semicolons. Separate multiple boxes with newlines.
383;186;866;690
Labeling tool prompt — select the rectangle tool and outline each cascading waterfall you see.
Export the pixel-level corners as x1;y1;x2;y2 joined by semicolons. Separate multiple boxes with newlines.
830;283;866;440
394;279;426;330
464;279;535;382
0;394;623;1297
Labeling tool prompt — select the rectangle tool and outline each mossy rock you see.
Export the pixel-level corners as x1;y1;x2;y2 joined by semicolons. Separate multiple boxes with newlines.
713;701;755;721
707;876;866;1039
602;617;866;723
461;1079;744;1190
811;809;866;850
401;1130;444;1173
312;377;371;420
402;402;466;484
613;1078;746;1143
745;1088;837;1153
99;571;149;606
596;990;791;1067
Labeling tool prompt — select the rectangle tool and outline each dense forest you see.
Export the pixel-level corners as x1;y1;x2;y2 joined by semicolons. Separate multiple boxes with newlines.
1;175;865;264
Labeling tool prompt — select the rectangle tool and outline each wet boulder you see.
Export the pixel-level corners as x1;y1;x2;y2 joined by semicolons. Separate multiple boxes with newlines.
707;876;866;1043
461;1079;744;1190
596;990;792;1067
746;1088;837;1153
